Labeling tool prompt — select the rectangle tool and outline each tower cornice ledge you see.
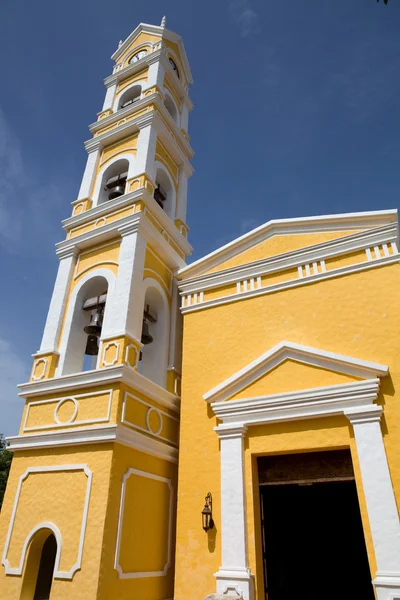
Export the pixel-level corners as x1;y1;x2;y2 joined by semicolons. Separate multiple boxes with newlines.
61;190;193;256
6;424;179;463
85;109;194;171
56;212;189;270
88;92;194;159
18;364;180;412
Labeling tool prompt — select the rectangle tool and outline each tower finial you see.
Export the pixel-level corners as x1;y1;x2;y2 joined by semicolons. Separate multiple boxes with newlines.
118;40;123;48
161;15;167;28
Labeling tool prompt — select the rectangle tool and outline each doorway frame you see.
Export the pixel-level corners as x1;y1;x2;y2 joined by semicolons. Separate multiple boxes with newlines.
208;376;400;600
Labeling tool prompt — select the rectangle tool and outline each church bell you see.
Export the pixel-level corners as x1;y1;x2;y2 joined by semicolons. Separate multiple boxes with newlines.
108;182;125;200
84;308;104;355
141;319;153;345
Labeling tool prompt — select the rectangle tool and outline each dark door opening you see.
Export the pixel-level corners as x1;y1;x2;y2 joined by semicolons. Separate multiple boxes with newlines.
259;453;374;600
33;534;57;600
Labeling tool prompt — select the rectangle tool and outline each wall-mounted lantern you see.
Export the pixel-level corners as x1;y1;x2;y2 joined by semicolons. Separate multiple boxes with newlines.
201;492;214;532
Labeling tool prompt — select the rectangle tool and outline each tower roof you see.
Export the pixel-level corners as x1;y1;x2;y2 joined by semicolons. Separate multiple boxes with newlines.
111;21;193;85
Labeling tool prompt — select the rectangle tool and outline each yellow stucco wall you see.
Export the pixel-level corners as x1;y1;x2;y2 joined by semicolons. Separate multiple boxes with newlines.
0;444;114;600
119;32;161;66
205;230;361;274
144;245;173;299
95;444;178;600
174;261;400;600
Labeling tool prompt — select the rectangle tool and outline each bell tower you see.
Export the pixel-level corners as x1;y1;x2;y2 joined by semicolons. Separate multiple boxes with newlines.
0;18;193;600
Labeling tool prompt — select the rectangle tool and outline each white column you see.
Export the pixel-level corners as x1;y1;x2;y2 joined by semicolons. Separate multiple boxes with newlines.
144;60;165;91
345;405;400;600
77;149;100;201
39;248;78;353
214;424;254;600
176;168;188;222
134;125;158;181
181;102;189;132
102;83;117;111
102;223;147;342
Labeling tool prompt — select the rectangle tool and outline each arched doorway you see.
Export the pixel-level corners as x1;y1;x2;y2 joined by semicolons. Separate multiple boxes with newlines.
20;531;58;600
33;534;57;600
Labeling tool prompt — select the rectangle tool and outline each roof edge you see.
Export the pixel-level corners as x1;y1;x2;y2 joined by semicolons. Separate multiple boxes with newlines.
179;209;398;280
111;22;193;84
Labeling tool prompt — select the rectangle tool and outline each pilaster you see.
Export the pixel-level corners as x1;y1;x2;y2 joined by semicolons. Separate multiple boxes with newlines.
134;124;158;182
102;223;147;342
345;406;400;600
39;247;78;355
214;424;254;600
77;149;100;201
102;83;117;112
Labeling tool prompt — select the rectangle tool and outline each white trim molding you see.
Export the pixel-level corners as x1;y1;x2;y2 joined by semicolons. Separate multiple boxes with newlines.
212;379;381;428
180;252;400;314
178;209;398;280
31;358;48;381
345;406;400;600
7;425;179;464
214;424;254;600
1;464;92;580
22;389;113;433
203;341;388;404
18;363;180;413
121;391;179;446
114;468;174;578
206;342;400;600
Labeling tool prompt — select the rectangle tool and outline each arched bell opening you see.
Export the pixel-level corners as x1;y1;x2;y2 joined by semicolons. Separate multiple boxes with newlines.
118;84;142;110
164;93;179;126
20;530;58;600
98;158;129;205
139;281;170;388
61;276;109;375
153;166;176;220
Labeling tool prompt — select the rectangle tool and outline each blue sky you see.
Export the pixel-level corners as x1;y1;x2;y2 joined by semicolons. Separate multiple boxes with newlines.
0;0;399;435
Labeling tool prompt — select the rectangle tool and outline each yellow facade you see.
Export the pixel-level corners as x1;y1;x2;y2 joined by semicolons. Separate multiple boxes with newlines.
2;17;400;600
174;223;400;600
0;18;191;600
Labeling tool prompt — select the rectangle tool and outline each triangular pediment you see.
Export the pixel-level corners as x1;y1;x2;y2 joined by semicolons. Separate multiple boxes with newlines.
203;342;388;403
111;22;193;84
179;210;397;280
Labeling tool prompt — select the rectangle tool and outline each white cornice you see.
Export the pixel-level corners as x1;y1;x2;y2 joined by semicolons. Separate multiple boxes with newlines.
56;211;188;269
103;50;194;109
18;364;180;413
178;223;398;294
180;252;400;314
104;48;162;86
88;93;194;159
61;191;193;258
111;23;193;84
56;213;140;255
84;111;153;153
203;341;388;404
178;209;399;280
7;424;179;463
89;94;158;134
85;108;194;174
211;379;381;431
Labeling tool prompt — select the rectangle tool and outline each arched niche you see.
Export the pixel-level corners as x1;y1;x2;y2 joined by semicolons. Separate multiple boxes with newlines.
139;278;170;388
57;270;115;376
117;84;142;111
154;163;176;220
164;92;179;126
20;526;60;600
97;158;130;206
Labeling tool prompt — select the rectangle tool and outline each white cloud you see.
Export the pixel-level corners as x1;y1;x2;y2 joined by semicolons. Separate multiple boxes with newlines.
0;337;29;436
0;107;67;257
230;0;261;38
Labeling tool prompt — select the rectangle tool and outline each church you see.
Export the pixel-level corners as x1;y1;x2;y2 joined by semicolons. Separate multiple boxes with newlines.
1;18;400;600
